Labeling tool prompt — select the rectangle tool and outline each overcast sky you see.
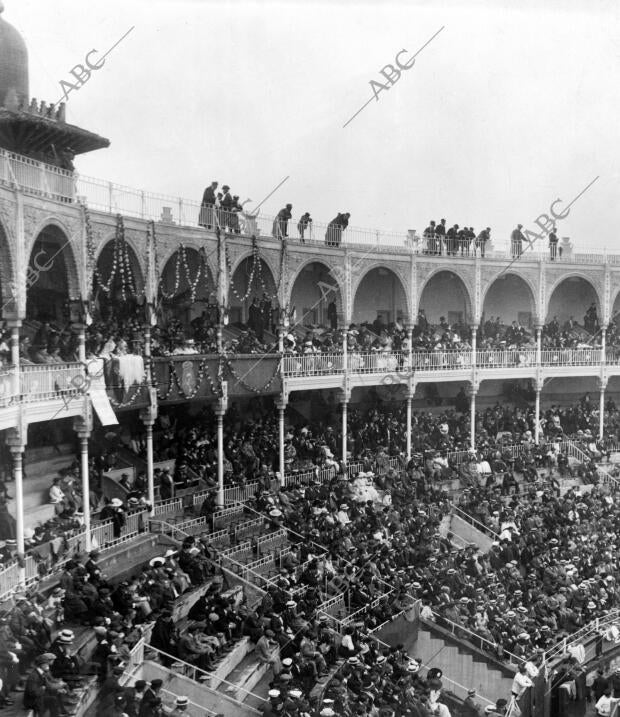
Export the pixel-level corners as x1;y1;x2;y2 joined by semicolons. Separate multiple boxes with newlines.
10;0;620;250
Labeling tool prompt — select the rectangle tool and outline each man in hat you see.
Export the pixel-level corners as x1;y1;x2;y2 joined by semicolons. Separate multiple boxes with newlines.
273;203;293;239
511;223;525;257
220;184;234;229
199;181;218;228
171;695;193;716
464;688;483;716
123;679;147;717
23;653;66;717
51;629;82;687
139;678;163;717
297;212;312;242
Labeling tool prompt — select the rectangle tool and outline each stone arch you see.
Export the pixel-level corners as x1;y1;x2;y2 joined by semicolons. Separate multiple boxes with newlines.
92;234;145;322
609;283;620;327
545;274;601;326
26;217;81;300
352;265;409;326
93;229;146;291
289;261;342;329
481;272;537;329
228;253;278;325
158;239;217;285
417;269;473;326
25;224;80;323
159;247;216;329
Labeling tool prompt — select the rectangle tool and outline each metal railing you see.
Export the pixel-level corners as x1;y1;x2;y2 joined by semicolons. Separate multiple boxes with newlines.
0;149;75;202
411;350;473;371
540;348;603;366
281;353;345;376
475;349;536;368
542;609;620;665
430;610;523;665
152;497;183;516
20;362;84;402
146;645;267;706
0;366;16;406
347;352;407;374
450;503;501;541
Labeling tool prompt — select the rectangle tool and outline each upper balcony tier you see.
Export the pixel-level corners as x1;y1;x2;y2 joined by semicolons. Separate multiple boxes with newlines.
0;147;618;264
2;348;620;430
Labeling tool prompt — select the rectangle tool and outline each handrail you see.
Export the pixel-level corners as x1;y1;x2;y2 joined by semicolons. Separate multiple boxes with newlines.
148;645;267;703
429;610;524;665
450;503;501;541
542;608;620;665
241;503;395;594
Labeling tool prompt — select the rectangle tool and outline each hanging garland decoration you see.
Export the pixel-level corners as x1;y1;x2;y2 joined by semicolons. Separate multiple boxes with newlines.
158;244;212;303
93;214;137;300
255;237;285;299
107;383;147;409
223;356;281;393
156;357;221;401
225;235;261;303
83;204;96;277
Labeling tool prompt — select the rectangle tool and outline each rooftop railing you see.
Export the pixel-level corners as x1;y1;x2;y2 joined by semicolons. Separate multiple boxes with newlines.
0;147;619;261
0;149;74;202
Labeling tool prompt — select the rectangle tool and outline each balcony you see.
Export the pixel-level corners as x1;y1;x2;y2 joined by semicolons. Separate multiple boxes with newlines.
20;362;84;402
0;149;74;202
281;347;611;386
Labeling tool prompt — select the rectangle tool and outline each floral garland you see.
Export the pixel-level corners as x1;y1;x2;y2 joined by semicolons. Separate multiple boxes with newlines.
225;235;260;303
156;358;221;401
223;357;281;393
159;244;212;303
107;383;147;408
94;214;138;300
83;204;96;277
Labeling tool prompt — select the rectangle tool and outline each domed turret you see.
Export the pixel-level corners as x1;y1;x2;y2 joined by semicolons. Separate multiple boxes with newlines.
0;2;28;109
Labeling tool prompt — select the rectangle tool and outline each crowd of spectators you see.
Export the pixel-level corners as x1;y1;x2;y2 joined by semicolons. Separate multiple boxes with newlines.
0;525;223;716
422;219;491;258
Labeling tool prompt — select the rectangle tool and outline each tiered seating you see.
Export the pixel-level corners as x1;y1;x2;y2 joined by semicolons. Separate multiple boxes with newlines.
12;443;77;530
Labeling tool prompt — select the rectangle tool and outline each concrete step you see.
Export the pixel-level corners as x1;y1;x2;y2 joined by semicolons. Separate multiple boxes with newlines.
219;652;272;703
203;637;254;691
415;626;515;703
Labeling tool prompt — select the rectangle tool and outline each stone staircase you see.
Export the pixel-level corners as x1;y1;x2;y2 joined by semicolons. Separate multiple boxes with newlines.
415;619;516;703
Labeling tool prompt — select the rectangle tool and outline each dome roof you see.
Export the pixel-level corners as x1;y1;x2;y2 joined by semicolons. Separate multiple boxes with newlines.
0;2;28;110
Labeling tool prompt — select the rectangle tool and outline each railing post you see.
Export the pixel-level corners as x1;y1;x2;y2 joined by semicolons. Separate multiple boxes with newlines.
108;181;113;213
178;198;184;225
140;190;145;219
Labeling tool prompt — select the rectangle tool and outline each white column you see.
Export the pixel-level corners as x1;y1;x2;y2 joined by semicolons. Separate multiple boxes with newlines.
8;320;20;398
469;386;477;449
277;400;286;487
599;380;606;441
536;326;542;366
9;445;25;586
74;324;86;364
216;407;225;507
143;325;152;385
78;432;91;551
470;325;477;360
406;393;413;460
534;388;541;445
601;327;607;364
341;397;348;466
145;420;155;510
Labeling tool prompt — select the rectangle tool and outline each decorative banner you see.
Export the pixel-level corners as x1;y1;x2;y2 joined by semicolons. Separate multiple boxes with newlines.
180;360;197;396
